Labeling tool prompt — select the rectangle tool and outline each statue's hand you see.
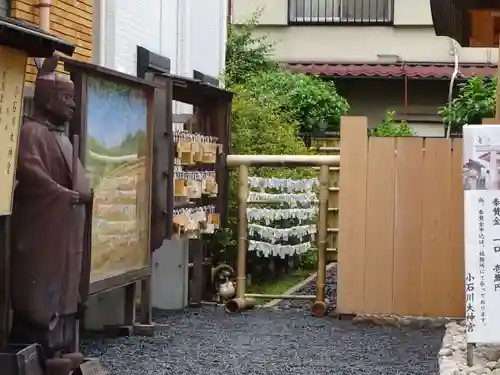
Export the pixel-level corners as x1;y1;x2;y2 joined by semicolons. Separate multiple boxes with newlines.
77;191;94;205
69;190;80;205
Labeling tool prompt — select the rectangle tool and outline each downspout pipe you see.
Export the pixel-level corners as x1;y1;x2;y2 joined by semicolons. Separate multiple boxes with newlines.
99;0;106;66
34;0;51;68
37;0;51;32
446;38;460;138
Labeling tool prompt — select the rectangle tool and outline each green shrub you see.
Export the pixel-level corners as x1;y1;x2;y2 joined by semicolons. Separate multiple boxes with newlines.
225;17;349;134
370;111;415;137
439;75;496;134
299;249;318;270
243;71;349;133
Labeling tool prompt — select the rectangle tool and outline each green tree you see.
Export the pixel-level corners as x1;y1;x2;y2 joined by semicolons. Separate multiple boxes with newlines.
243;70;349;133
225;13;278;87
209;17;340;274
439;75;496;134
225;17;349;133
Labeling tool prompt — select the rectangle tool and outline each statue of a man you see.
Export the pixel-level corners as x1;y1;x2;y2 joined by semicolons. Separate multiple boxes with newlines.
9;56;92;375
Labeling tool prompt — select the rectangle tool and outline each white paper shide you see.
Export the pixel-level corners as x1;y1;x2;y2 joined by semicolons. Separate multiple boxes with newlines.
463;124;500;344
246;176;318;258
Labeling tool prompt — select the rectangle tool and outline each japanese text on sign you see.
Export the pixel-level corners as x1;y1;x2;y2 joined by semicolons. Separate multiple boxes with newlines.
463;124;500;344
0;45;27;216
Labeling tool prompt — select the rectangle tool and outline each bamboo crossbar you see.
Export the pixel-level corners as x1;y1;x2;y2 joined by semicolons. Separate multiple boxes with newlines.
244;294;316;300
226;155;340;167
246;200;290;205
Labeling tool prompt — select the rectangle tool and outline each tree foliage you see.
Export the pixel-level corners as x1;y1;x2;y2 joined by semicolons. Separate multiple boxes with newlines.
370;111;415;137
243;70;349;133
439;75;496;134
224;14;278;86
207;17;348;274
225;16;349;133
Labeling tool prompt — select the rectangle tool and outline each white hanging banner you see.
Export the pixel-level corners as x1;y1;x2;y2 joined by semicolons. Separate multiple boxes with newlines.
247;192;318;207
248;240;312;258
247;207;318;224
248;177;319;193
463;124;500;344
248;223;316;243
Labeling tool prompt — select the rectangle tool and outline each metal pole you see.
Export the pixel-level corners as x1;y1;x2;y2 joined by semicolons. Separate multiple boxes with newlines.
312;163;329;316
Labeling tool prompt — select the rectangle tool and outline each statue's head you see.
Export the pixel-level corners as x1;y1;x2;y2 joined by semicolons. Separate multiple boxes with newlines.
33;55;75;126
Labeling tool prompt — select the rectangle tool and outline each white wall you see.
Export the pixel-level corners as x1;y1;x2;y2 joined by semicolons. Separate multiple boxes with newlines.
190;0;228;79
94;0;228;79
231;0;498;64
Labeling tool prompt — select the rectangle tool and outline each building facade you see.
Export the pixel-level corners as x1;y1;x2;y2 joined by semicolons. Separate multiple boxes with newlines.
9;0;227;121
93;0;227;118
231;0;498;136
10;0;93;84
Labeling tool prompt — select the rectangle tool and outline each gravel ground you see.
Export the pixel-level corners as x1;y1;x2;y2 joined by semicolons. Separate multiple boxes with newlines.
81;306;443;375
277;264;337;310
81;265;443;375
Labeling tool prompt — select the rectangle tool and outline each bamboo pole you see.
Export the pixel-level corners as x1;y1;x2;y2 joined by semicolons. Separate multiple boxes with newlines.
236;164;248;299
245;294;316;300
226;155;340;167
311;164;329;316
225;164;255;312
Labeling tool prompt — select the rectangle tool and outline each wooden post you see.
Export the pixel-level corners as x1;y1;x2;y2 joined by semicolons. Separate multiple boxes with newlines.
337;117;369;315
311;164;329;317
123;282;137;332
189;239;204;306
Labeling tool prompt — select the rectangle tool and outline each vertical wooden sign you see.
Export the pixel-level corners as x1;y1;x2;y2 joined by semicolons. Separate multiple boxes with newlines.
0;45;27;216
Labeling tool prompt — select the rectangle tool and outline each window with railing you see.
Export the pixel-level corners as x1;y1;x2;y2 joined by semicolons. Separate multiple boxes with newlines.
288;0;394;25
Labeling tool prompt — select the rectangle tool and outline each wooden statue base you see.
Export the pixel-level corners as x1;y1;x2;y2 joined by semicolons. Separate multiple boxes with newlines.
0;344;44;375
0;344;109;375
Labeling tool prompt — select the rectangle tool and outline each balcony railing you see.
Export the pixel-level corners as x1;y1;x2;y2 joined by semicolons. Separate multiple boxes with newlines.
288;0;394;25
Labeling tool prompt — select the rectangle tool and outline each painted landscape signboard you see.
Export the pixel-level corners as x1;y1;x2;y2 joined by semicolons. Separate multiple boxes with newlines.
85;75;150;282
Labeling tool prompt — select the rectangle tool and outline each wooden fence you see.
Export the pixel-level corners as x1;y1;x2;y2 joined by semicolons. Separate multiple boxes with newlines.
337;116;465;318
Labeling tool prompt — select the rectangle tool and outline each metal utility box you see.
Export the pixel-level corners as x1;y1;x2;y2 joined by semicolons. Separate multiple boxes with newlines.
152;239;189;310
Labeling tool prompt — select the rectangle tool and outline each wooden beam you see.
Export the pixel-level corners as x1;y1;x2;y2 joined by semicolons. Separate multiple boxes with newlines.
226;155;340;167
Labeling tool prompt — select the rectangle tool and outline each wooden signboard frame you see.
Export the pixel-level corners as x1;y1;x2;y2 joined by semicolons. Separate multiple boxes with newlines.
0;45;27;352
63;58;162;332
136;47;233;305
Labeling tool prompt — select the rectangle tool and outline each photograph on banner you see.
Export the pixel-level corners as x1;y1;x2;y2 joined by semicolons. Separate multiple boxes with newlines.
463;124;500;344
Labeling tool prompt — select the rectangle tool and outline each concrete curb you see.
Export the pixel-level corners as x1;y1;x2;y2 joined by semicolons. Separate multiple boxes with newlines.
262;262;337;308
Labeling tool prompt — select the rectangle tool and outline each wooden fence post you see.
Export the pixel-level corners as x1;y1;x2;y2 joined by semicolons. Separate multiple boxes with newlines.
337;116;368;314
